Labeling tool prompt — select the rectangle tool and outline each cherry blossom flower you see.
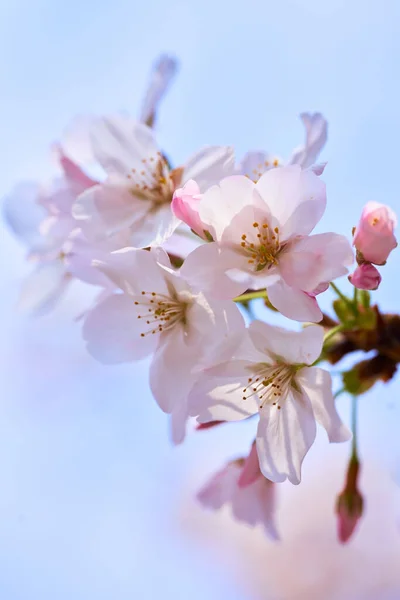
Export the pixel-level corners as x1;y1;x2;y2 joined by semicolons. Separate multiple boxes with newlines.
3;149;99;313
238;112;327;182
353;201;397;266
348;263;382;291
72;115;235;248
83;247;244;443
190;321;351;484
179;165;353;322
198;443;279;539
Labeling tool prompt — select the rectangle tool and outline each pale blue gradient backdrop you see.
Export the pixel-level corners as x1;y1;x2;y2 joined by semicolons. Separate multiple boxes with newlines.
1;1;400;598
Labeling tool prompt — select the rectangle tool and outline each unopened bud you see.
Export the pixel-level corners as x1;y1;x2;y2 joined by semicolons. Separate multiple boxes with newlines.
336;456;364;544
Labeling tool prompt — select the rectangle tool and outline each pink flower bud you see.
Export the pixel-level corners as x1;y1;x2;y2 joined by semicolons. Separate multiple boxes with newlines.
336;456;364;544
353;202;397;265
171;180;206;238
348;263;382;290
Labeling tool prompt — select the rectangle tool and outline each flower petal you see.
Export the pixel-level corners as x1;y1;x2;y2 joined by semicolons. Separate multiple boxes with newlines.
180;243;248;298
255;165;326;239
139;54;178;127
289;112;328;169
199;176;257;240
18;261;70;315
183;146;236;191
279;233;353;292
297;367;352;442
90;115;159;175
83;293;156;363
267;279;323;322
248;321;324;365
3;182;47;251
93;247;169;296
149;326;199;413
256;388;316;484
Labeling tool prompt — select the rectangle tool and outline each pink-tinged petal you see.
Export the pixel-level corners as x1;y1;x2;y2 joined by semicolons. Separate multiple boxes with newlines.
83;293;157;363
90;115;159;175
149;326;199;414
93;247;169;297
349;263;382;290
139;54;178;127
18;261;70;315
353;201;397;265
255;165;326;238
72;177;148;241
179;243;248;298
171;180;205;237
3;182;47;251
237;151;282;181
183;146;236;192
237;442;262;488
256;388;316;484
56;146;97;193
248;321;324;366
289;112;328;169
308;162;327;176
267;280;323;322
197;462;279;539
197;464;238;510
198;176;257;240
297;367;352;442
63;231;115;287
279;233;353;292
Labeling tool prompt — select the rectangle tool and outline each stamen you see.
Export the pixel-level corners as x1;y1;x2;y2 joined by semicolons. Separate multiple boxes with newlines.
134;291;188;338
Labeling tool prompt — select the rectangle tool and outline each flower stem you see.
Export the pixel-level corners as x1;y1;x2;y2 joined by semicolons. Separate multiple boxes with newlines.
351;395;359;459
233;290;268;303
323;324;346;344
330;282;358;316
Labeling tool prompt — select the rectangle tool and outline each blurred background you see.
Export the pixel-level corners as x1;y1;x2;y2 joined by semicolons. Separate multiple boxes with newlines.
1;0;400;598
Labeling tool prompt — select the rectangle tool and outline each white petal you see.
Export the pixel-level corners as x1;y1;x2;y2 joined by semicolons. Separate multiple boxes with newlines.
248;321;324;365
297;367;352;442
169;401;189;445
83;293;156;364
279;233;353;292
267;279;323;322
184;146;236;192
3;182;47;251
256;389;316;484
93;247;168;296
128;205;180;248
90;115;159;175
149;326;199;413
139;54;178;126
289;112;328;169
255;165;326;239
199;176;257;240
180;243;248;299
190;366;259;423
18;261;70;314
73;177;148;242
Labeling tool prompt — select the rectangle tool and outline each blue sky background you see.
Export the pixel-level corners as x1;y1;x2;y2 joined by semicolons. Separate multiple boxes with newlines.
1;0;400;598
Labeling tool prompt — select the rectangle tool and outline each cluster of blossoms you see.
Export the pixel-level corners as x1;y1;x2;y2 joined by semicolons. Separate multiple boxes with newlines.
4;55;399;543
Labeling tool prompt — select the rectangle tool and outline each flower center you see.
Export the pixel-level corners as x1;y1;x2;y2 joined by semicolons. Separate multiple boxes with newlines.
242;363;296;410
134;290;188;337
127;153;184;210
245;157;280;182
240;221;281;271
